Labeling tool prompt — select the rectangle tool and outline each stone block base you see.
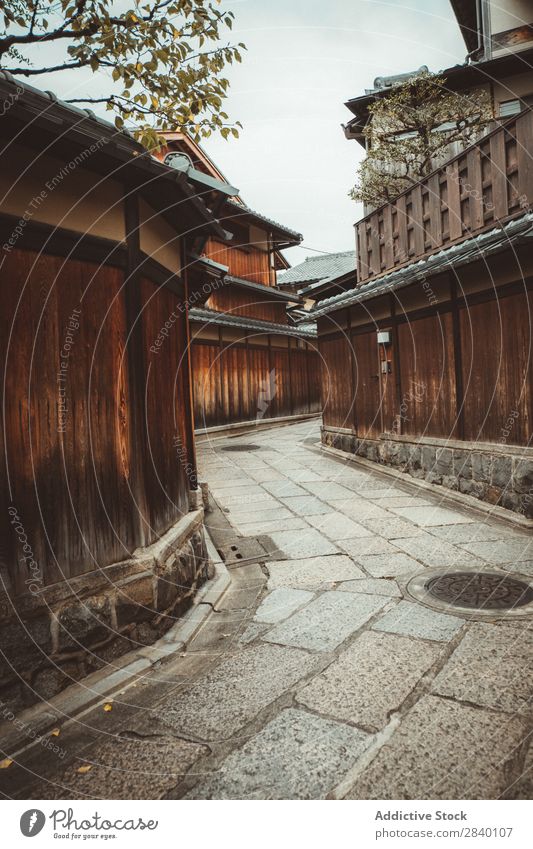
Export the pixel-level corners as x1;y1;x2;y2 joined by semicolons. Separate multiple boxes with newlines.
0;510;208;712
321;427;533;519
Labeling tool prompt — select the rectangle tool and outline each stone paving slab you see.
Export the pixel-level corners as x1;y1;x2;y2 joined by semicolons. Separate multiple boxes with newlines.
357;517;424;539
427;522;519;544
239;621;269;644
306;512;371;539
234;517;308;536
345;695;528;799
297;631;442;731
31;735;208;800
377;496;433;508
458;538;533;564
266;528;338;559
218;492;278;509
431;623;533;714
187;708;371;800
340;537;400;558
161;643;320;741
267;555;365;590
303;481;357;500
357;553;423;579
248;469;286;482
389;505;475;526
330;500;393;521
279;495;331;515
229;506;294;525
263;590;388;652
354;487;404;499
506;741;533;799
373;600;465;641
283;469;323;482
336;578;402;598
261;480;310;498
393;533;485;568
253;587;314;624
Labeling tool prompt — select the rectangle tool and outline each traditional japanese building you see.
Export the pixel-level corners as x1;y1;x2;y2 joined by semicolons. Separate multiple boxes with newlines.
315;0;533;519
155;134;321;431
0;72;229;708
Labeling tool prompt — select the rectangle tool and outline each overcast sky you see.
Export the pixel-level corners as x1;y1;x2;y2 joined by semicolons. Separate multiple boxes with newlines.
201;0;467;263
26;0;467;265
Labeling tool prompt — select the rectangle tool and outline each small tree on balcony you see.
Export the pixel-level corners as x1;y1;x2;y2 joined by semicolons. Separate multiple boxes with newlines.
350;70;493;208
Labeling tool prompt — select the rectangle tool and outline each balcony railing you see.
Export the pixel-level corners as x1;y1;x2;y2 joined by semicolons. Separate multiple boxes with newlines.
355;109;533;284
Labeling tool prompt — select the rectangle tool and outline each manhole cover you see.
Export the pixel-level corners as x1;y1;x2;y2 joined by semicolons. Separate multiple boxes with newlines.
426;571;533;610
221;444;261;452
407;568;533;619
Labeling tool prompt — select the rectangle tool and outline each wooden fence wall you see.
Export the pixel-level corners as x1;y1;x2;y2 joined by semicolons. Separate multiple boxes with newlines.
319;272;533;447
356;110;533;283
191;331;321;429
1;247;194;595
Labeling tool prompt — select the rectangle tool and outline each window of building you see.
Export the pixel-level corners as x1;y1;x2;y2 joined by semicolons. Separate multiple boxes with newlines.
499;99;522;117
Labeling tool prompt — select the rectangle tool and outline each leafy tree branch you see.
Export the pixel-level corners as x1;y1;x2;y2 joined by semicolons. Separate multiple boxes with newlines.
0;0;246;149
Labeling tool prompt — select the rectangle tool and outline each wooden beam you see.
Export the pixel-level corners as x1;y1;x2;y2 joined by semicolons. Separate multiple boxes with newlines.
123;191;150;546
180;239;198;490
450;278;465;440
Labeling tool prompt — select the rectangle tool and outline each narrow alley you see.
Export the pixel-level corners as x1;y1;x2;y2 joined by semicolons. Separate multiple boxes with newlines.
4;419;532;801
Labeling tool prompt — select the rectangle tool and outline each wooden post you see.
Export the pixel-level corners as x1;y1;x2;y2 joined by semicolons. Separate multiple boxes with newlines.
348;309;358;434
218;325;224;426
123;191;150;546
390;294;402;436
450;278;465;440
288;336;294;416
180;240;199;490
305;339;312;414
244;333;252;421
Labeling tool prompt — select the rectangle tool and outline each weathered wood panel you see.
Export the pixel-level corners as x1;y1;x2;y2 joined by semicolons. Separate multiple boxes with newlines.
1;247;197;595
192;332;321;428
141;279;191;538
319;335;355;430
352;331;382;439
191;343;221;428
205;286;288;324
460;292;532;444
204;237;272;285
397;313;457;439
2;249;137;592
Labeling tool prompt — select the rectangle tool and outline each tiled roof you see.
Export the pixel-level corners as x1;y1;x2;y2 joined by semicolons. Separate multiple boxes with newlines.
311;213;533;317
189;307;316;337
278;250;356;287
223;199;303;242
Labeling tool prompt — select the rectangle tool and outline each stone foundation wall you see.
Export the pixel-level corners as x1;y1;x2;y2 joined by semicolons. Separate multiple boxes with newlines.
322;427;533;519
0;510;210;712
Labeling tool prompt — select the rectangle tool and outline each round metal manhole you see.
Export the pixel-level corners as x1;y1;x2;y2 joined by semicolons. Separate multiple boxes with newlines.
426;572;533;610
407;568;533;620
221;443;261;452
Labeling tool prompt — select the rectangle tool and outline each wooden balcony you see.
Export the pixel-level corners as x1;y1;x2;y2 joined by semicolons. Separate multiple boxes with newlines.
356;109;533;284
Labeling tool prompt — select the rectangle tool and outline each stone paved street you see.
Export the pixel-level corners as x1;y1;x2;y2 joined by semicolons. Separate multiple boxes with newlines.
6;419;533;801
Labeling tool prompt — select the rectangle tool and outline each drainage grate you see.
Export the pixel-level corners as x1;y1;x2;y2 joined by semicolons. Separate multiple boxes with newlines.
221;443;261;452
426;571;533;611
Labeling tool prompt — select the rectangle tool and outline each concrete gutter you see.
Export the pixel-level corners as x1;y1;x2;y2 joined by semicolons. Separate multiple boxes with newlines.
195;412;320;438
0;529;230;761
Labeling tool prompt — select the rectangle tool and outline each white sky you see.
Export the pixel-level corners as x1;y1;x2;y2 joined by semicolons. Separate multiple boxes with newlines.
20;0;467;265
202;0;467;263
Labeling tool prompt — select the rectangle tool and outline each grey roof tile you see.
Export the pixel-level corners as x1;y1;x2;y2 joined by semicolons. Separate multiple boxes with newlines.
278;251;356;286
